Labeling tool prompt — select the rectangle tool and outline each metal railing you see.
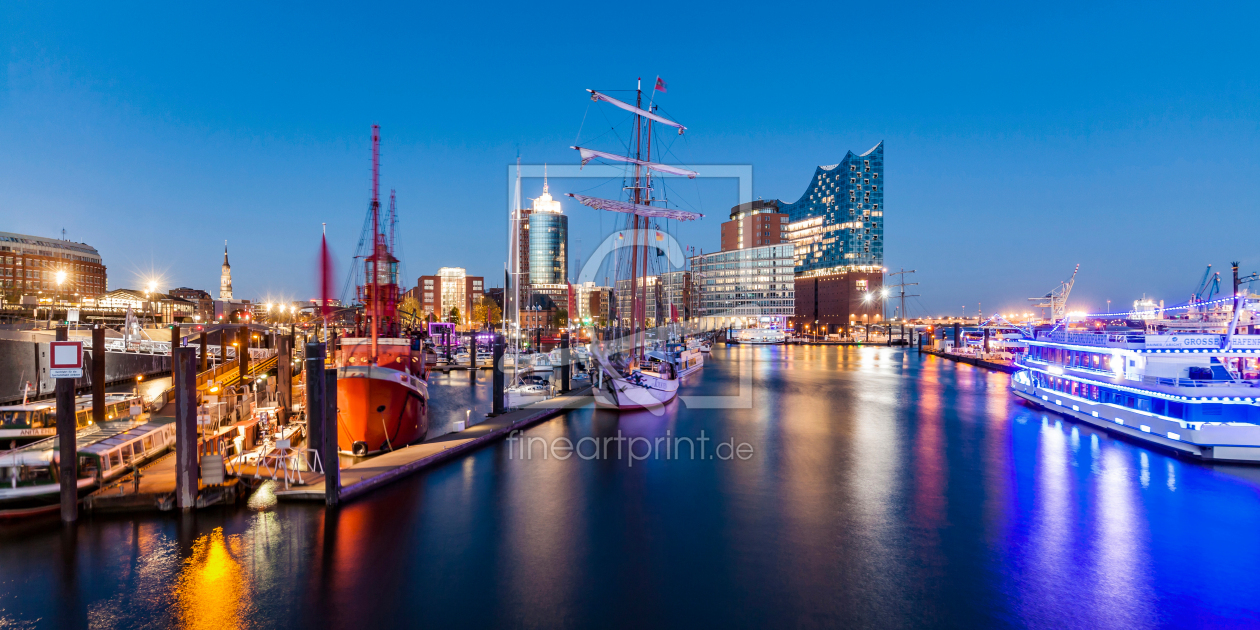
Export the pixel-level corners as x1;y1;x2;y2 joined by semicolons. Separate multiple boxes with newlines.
1035;330;1143;347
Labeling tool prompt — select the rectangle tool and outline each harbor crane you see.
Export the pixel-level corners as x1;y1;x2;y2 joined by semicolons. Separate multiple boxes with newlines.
1029;264;1079;322
1191;265;1221;308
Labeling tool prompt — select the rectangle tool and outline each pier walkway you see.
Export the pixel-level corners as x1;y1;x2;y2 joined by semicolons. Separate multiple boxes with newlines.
276;385;594;502
80;386;594;511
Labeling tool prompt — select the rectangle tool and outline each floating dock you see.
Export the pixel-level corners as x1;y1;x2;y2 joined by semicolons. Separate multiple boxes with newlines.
275;385;593;502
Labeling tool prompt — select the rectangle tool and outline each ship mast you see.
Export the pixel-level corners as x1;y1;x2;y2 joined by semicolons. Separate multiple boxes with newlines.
370;124;381;364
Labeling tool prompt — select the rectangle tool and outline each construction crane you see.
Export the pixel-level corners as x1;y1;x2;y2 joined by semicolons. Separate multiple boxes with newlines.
1029;264;1079;322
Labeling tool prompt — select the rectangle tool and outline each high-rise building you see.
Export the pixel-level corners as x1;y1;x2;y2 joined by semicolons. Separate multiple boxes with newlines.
779;142;884;276
416;267;483;326
0;231;107;300
527;176;568;300
720;200;788;251
688;245;795;330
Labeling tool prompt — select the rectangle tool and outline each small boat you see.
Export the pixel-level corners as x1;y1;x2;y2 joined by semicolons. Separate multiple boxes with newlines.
646;344;704;378
530;353;554;373
505;383;549;407
0;418;175;516
0;393;143;443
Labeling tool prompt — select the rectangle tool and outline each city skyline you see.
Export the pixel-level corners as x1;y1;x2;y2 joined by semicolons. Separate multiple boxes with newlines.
3;3;1259;316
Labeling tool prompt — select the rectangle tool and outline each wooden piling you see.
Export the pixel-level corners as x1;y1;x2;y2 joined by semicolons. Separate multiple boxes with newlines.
238;325;250;383
305;343;326;471
277;334;291;425
92;326;105;426
492;333;505;415
559;330;570;394
174;347;199;509
324;367;339;507
199;331;208;372
56;326;77;522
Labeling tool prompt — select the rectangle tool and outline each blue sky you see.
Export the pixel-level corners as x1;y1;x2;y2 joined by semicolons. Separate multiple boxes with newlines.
3;2;1258;317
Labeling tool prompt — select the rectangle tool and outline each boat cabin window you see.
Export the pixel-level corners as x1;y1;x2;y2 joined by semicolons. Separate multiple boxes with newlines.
109;451;122;470
0;411;29;426
143;436;153;451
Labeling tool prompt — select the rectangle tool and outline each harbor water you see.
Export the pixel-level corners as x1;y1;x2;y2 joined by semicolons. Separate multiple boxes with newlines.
2;346;1260;628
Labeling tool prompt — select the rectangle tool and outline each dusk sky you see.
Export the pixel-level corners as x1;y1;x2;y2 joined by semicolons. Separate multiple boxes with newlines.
3;2;1258;317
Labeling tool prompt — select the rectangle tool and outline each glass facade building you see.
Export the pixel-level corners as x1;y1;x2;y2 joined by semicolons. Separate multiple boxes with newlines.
688;244;795;330
527;181;567;287
779;141;884;277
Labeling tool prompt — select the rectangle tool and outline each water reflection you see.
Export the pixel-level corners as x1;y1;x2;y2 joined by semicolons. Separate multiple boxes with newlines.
175;527;250;630
1;346;1259;627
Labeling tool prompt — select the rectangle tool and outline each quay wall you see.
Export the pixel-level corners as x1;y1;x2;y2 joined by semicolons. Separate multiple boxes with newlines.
0;338;171;404
921;348;1017;374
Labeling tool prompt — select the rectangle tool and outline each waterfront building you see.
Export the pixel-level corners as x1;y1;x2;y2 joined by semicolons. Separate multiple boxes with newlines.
772;142;886;334
168;287;214;321
779;142;884;276
0;231;107;301
416;268;483;325
794;271;886;335
614;272;690;327
521;293;560;334
573;282;613;325
721;200;788;251
689;245;795;330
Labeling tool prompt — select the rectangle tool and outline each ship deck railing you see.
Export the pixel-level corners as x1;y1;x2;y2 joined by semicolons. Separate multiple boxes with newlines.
1142;375;1260;389
1035;330;1145;347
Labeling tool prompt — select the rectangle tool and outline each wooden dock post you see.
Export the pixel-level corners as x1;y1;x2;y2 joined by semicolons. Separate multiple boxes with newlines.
324;367;339;507
953;322;961;348
199;330;208;372
277;334;291;425
55;326;77;523
238;325;250;383
305;343;326;470
492;333;505;415
92;326;106;426
174;347;199;510
559;329;570;394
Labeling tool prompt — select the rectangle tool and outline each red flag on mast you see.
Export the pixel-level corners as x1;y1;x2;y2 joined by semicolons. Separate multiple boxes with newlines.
320;232;334;319
654;77;667;93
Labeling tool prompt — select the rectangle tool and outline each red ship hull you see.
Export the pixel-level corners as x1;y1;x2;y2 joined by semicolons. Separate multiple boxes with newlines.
336;365;428;456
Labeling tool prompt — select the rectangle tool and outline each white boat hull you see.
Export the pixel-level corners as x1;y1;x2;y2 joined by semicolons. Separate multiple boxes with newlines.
594;369;679;410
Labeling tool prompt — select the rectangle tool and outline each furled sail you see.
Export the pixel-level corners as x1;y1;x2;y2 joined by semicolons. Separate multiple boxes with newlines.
566;193;703;222
588;90;687;134
572;146;698;179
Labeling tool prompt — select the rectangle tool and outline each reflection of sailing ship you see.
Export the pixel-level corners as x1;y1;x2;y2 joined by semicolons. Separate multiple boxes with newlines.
335;126;429;456
566;80;703;411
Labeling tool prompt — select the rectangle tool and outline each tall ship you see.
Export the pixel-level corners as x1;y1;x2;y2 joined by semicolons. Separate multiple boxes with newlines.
1012;290;1260;463
334;126;429;457
566;78;703;410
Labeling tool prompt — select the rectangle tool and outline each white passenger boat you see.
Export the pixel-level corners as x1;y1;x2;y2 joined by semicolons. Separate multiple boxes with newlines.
730;329;787;345
1013;327;1260;463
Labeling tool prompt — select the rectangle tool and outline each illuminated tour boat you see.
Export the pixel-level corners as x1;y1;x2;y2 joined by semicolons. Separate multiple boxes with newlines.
1012;296;1260;463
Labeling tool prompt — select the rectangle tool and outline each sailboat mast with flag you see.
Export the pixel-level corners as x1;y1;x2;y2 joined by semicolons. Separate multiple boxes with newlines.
568;77;703;411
